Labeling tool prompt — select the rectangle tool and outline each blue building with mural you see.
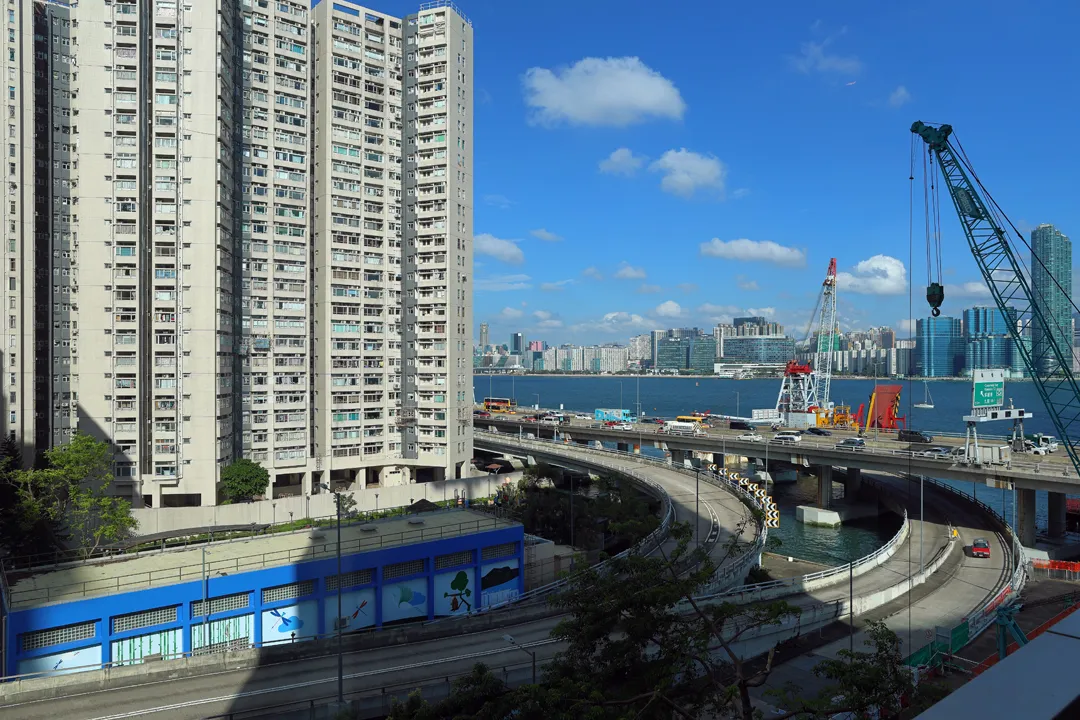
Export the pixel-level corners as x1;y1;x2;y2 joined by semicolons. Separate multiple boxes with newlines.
1;510;524;678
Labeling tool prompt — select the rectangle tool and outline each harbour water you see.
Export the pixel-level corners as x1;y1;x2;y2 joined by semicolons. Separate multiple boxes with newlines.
477;376;1069;559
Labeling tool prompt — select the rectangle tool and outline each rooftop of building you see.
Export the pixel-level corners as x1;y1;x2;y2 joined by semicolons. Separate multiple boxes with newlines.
4;508;517;611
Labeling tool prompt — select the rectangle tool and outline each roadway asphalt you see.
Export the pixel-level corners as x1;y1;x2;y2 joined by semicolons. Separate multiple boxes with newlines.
3;618;566;720
480;436;757;569
750;472;1010;710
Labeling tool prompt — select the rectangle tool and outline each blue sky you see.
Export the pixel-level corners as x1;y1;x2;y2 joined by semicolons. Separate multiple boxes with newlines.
389;0;1080;346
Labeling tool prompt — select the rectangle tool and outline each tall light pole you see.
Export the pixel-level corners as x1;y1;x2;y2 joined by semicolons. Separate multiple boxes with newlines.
320;483;344;707
502;634;537;684
534;393;541;439
733;391;740;417
201;547;210;651
695;465;701;548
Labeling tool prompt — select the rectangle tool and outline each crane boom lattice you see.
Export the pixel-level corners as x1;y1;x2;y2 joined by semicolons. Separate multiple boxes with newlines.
911;121;1080;480
814;258;838;410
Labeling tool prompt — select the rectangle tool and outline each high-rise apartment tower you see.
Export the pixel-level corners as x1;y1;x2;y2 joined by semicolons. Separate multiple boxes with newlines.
2;0;474;507
1031;224;1072;376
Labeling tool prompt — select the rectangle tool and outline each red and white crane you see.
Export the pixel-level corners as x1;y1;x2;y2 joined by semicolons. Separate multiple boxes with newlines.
775;258;838;427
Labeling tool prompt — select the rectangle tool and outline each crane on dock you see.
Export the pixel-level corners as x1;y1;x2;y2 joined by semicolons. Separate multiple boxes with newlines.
911;121;1080;478
776;258;855;429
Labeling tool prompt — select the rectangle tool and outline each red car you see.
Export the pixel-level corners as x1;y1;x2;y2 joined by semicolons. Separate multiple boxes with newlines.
473;410;491;418
971;538;991;559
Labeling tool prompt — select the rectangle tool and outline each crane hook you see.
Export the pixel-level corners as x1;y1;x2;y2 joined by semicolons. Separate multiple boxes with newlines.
926;282;944;318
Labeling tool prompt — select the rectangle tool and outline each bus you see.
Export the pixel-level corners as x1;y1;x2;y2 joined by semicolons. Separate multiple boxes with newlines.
483;397;517;413
675;415;707;425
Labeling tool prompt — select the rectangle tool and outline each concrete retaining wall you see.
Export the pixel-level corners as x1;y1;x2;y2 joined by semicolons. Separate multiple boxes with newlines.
130;473;522;536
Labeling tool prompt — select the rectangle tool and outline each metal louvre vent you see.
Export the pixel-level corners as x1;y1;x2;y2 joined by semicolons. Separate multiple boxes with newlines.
261;580;315;604
191;592;250;619
112;606;179;634
325;569;373;592
481;542;517;561
434;549;473;570
21;621;96;651
383;559;425;580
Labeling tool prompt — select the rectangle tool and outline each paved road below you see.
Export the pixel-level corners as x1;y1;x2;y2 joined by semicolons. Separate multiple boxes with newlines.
751;473;1010;709
478;437;757;568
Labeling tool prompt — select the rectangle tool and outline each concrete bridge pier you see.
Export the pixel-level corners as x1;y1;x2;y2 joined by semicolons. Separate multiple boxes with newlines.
816;465;833;509
1048;491;1067;539
844;467;862;498
670;448;687;467
617;442;630;453
1017;488;1037;547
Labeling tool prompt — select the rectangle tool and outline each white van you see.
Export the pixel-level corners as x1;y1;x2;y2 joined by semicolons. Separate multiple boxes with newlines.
773;432;801;445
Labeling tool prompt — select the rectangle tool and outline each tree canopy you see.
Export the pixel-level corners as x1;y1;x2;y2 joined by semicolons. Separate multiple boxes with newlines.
10;432;136;557
219;458;270;503
381;522;944;719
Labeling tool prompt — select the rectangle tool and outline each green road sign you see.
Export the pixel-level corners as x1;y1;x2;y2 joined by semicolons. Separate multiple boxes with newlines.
972;375;1005;409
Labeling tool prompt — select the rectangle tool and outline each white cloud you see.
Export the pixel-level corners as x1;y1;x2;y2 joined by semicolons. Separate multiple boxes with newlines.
898;318;917;333
649;149;726;198
952;280;991;297
731;188;751;200
736;276;760;291
482;194;514;209
476;274;532;292
581;266;604;280
636;283;662;294
790;36;862;75
654;300;684;318
523;56;686;127
499;307;524;320
532;310;563;329
599;147;646;176
700;238;806;267
571;311;655;334
530;228;562;242
474;233;524;265
746;307;776;317
697;303;742;324
540;279;575;292
614;262;647;280
888;85;911;108
835;255;907;295
677;282;698;294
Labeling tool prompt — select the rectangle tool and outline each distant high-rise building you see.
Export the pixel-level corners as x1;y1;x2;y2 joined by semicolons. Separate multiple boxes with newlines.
655;337;690;371
720;336;794;364
916;317;963;377
479;322;490;349
733;316;783;336
1031;224;1073;375
879;329;896;349
963;306;1019;376
527;340;544;352
628;333;652;362
668;327;702;339
688;337;717;373
510;332;526;355
713;324;736;358
650;330;666;366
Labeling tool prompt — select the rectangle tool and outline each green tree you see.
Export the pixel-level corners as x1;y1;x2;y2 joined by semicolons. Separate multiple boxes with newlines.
379;523;942;720
219;458;270;503
13;433;136;556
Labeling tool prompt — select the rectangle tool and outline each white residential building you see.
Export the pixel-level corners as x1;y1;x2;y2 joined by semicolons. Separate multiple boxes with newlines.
1;0;473;507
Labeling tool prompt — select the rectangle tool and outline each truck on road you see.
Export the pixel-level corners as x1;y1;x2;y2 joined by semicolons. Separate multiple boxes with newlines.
1025;433;1059;453
661;420;705;436
952;444;1011;465
595;408;635;423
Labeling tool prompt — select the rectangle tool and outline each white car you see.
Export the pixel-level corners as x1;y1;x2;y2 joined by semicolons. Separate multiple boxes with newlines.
773;433;801;444
736;433;764;442
612;422;633;431
574;413;590;420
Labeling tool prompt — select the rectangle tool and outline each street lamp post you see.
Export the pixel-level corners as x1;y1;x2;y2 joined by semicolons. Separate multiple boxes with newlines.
733;391;740;417
618;380;623;410
695;465;701;548
502;634;537;684
320;483;345;707
534;393;541;439
201;547;210;651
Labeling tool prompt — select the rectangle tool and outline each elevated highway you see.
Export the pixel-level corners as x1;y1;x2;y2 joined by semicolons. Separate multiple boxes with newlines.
1;437;1014;719
481;416;1078;545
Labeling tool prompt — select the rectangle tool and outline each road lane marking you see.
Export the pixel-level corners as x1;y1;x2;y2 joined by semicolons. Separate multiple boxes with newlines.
83;639;559;720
